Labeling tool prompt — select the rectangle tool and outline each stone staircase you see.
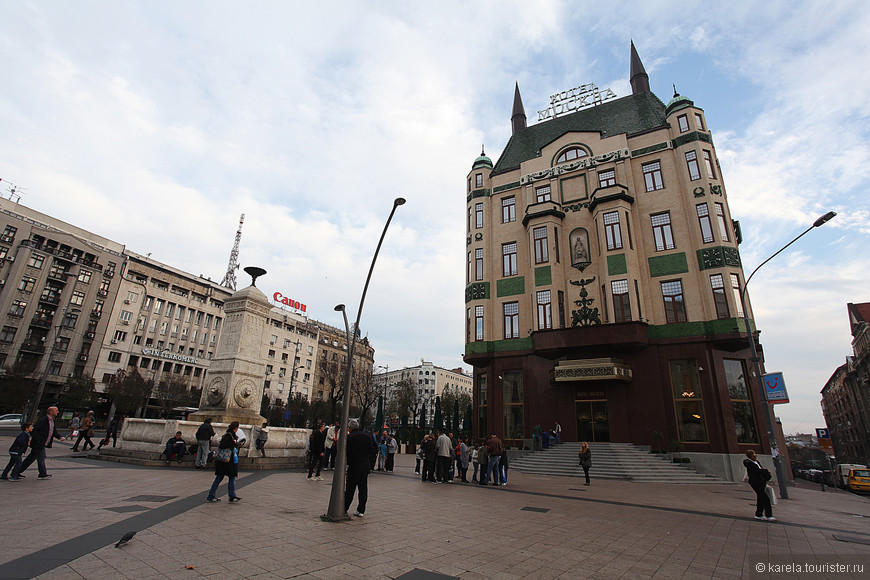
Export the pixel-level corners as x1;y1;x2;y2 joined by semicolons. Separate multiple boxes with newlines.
511;442;726;483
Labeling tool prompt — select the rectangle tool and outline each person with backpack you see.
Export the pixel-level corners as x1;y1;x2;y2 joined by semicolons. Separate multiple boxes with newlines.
194;418;215;469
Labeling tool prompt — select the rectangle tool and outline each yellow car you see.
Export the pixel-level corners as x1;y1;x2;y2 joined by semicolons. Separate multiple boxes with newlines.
847;468;870;493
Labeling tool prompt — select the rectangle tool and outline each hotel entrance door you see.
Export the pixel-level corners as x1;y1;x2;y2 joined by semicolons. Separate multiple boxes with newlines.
576;400;609;442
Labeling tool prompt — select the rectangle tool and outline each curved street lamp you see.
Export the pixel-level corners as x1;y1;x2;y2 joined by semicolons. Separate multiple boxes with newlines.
325;197;406;521
740;211;836;501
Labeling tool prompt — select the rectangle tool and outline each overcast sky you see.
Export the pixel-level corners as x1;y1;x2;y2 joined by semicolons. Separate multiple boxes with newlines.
1;1;868;435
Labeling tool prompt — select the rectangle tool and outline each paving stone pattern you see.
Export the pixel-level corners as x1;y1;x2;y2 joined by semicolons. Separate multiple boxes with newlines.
0;434;869;579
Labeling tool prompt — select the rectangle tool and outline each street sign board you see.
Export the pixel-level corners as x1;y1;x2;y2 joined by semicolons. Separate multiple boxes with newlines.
763;372;789;404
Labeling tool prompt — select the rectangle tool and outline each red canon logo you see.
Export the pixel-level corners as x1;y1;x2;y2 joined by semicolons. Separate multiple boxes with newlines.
274;292;307;313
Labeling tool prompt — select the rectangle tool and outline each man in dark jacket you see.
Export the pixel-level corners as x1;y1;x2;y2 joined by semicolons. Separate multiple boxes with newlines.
307;423;326;480
19;406;64;479
345;418;378;517
194;418;215;469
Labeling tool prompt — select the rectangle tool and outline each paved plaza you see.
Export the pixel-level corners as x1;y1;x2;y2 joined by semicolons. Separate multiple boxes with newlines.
1;434;869;579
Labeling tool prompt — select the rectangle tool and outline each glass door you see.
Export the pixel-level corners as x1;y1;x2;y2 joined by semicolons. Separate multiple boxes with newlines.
576;400;609;442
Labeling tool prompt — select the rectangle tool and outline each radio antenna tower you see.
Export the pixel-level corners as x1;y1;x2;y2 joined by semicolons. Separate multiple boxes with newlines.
221;214;245;290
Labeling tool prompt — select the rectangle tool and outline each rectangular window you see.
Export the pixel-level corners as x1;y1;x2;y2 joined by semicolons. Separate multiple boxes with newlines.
108;351;122;363
669;359;708;442
1;225;17;241
0;326;17;342
502;196;516;223
603;211;623;250
26;254;45;269
475;248;483;281
154;299;164;315
18;276;36;293
724;359;758;443
611;280;631;323
557;290;565;328
651;212;675;251
70;291;85;307
503;301;519;339
730;274;744;317
113;330;128;342
533;226;549;264
662;280;687;324
685;150;701;181
678;114;689;133
695;112;704;131
536;185;551;203
165;303;175;318
160;321;169;335
503;370;524;440
598;169;616;188
466;252;472;283
536;290;552;330
9;300;26;317
475;203;483;229
475;173;483;188
714;203;730;242
696;204;714;243
475;305;484;341
642;161;664;191
502;242;517;277
703;150;716;179
62;313;78;329
710;274;729;319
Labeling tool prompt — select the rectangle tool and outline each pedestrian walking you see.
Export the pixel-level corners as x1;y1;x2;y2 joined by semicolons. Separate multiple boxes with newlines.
344;418;377;517
578;441;591;485
98;414;122;450
72;411;96;452
68;413;81;439
252;422;269;458
743;449;775;521
1;422;33;481
19;406;64;479
194;418;215;469
206;422;241;503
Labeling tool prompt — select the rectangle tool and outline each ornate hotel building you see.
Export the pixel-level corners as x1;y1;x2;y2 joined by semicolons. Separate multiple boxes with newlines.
464;43;777;480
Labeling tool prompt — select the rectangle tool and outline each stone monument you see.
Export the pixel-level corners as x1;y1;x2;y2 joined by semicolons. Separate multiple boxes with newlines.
189;266;270;426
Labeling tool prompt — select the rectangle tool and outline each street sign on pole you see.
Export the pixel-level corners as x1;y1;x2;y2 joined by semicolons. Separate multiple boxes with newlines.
762;372;789;404
815;428;834;455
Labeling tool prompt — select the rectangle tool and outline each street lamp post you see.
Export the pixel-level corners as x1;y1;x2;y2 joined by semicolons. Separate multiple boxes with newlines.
325;197;405;521
739;211;836;501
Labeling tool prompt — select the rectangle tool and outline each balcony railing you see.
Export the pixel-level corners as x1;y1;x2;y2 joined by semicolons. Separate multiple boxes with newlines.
31;316;53;328
19;342;46;354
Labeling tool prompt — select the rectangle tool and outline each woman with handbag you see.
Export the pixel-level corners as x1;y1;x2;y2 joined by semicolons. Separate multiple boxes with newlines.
72;411;96;452
743;449;775;521
578;442;592;486
206;421;242;503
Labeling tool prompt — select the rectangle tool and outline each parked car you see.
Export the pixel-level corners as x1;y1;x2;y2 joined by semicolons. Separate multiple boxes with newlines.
836;464;867;488
0;413;23;427
846;468;870;494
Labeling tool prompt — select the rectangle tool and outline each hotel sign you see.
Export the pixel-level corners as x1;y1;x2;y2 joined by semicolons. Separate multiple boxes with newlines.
552;358;632;382
274;292;307;313
141;348;197;365
537;83;617;121
763;372;789;404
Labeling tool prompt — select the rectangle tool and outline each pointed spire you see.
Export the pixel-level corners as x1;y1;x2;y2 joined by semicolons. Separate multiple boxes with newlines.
511;82;527;134
630;40;650;95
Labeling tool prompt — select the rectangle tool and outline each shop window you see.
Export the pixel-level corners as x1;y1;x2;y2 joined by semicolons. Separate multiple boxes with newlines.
724;359;758;443
503;370;524;440
669;359;708;442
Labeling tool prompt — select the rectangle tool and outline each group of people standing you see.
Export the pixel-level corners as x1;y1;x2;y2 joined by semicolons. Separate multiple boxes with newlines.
416;431;506;486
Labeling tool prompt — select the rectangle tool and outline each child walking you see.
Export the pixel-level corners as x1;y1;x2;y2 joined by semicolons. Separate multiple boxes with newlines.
1;422;33;481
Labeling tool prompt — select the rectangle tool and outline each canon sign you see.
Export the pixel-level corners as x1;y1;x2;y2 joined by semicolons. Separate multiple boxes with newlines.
274;292;307;313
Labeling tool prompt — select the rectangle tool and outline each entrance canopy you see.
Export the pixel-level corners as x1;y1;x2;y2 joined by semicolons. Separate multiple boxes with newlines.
552;358;633;382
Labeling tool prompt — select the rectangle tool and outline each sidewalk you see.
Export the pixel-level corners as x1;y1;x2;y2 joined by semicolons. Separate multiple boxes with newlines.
0;435;868;579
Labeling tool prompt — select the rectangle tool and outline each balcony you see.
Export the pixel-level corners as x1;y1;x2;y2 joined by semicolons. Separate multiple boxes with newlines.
19;342;46;354
522;200;565;227
38;294;61;306
97;289;108;297
47;271;69;282
31;316;53;329
84;331;95;340
90;310;102;319
0;234;15;244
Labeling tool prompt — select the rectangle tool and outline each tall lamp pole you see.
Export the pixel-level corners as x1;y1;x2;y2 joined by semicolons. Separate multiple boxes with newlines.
739;211;836;501
325;197;405;521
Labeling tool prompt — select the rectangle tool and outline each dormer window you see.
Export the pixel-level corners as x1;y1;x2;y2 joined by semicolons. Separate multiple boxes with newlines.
556;147;588;164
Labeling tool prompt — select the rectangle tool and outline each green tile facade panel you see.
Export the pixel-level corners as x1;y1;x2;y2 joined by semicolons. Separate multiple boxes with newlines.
465;337;534;355
535;266;552;287
465;282;490;303
647;318;754;339
607;253;628;276
497;276;525;297
648;252;689;277
697;246;742;271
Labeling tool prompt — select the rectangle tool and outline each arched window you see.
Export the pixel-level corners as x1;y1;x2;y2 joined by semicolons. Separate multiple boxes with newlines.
556;147;588;164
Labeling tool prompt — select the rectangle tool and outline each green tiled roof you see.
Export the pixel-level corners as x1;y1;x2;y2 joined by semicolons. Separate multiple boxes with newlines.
491;92;668;176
